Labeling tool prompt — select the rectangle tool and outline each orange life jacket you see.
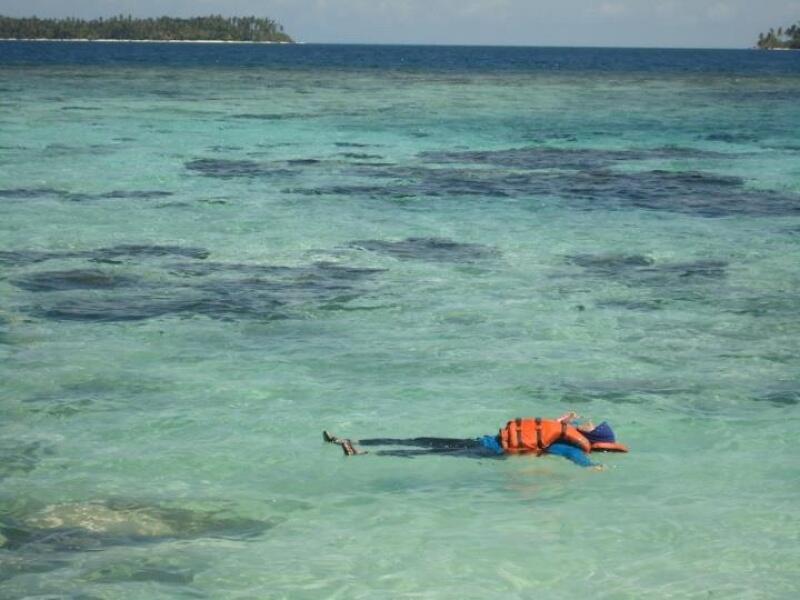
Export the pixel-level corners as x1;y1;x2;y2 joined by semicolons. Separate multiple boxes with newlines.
499;418;591;455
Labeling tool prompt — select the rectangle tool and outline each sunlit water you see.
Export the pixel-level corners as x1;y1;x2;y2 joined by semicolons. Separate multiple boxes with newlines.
1;43;799;599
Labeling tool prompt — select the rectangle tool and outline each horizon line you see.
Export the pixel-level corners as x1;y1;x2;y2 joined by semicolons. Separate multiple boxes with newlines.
0;39;760;51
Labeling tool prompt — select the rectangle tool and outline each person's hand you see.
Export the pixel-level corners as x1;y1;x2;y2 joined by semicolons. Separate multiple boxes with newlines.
557;411;579;422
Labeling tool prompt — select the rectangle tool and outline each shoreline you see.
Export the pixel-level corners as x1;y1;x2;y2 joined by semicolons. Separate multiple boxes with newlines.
0;38;294;44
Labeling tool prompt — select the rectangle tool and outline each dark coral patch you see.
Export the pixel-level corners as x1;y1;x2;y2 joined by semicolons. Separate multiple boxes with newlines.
81;190;174;201
19;257;383;323
724;294;800;318
349;237;499;263
755;391;800;406
704;132;760;143
12;269;141;292
185;158;291;178
0;187;67;199
0;245;209;268
566;253;727;286
566;254;655;272
167;261;292;278
30;296;211;322
283;184;395;198
229;112;306;120
595;298;668;311
420;146;729;170
289;164;800;216
0;187;174;202
340;153;384;160
89;245;209;262
0;440;54;482
277;144;800;217
0;250;59;267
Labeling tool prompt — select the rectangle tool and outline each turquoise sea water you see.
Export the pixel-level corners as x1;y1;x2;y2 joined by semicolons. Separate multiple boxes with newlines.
1;44;800;598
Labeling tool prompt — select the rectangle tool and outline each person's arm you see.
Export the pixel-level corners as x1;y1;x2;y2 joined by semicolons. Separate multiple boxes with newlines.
557;412;595;431
557;411;579;424
547;443;600;468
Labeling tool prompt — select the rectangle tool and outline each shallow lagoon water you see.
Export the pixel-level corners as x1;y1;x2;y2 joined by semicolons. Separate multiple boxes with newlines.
1;43;800;598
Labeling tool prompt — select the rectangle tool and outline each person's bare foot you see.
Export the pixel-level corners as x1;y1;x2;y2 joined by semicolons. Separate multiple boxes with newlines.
341;439;366;456
323;430;342;444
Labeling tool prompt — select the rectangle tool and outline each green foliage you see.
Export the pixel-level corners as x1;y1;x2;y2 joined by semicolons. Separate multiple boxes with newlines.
756;22;800;49
0;14;293;43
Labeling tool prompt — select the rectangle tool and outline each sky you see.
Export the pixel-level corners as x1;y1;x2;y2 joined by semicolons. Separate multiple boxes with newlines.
0;0;798;47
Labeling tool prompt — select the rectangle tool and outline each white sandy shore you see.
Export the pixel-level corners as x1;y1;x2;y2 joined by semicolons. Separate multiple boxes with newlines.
0;38;294;44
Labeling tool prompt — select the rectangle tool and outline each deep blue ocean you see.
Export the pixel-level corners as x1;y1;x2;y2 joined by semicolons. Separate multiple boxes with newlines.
1;42;799;599
3;41;800;73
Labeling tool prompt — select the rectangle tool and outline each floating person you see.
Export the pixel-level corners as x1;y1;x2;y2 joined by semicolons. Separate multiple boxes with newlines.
323;412;627;468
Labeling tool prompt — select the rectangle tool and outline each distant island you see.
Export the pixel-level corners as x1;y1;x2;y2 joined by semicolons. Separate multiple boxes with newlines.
0;15;293;43
756;22;799;49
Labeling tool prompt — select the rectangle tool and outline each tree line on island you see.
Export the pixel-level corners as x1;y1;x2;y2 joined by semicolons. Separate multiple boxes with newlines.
757;22;799;49
0;15;293;42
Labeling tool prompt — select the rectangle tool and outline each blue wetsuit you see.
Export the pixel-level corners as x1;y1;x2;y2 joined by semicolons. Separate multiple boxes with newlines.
545;443;596;467
478;435;596;467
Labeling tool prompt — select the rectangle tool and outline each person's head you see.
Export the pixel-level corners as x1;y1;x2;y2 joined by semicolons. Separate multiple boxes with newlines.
582;421;628;453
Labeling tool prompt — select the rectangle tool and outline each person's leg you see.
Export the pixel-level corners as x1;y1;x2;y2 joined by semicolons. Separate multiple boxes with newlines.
373;446;504;459
372;447;463;458
323;431;342;443
357;437;481;449
325;431;480;449
323;431;487;457
341;439;367;456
